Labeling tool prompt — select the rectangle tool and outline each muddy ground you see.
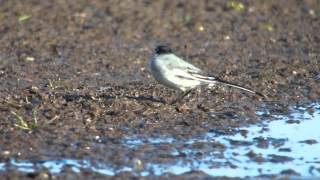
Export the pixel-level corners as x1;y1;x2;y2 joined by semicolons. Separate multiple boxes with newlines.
0;0;320;179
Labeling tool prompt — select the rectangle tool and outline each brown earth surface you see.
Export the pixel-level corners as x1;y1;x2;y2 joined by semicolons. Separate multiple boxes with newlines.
0;0;319;179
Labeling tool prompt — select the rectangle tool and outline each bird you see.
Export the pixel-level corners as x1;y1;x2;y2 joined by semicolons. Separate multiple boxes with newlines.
149;45;264;104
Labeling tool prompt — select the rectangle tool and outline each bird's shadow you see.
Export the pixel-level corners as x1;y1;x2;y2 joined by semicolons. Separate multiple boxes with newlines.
124;95;166;104
62;94;115;102
61;93;166;104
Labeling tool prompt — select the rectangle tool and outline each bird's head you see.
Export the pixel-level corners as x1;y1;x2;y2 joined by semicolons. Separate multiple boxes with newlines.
155;45;173;55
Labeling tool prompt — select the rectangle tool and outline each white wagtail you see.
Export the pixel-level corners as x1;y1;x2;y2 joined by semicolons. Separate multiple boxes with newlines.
150;45;264;104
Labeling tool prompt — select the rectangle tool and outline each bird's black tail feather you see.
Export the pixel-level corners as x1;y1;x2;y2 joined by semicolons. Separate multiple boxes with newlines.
188;71;264;97
214;78;264;97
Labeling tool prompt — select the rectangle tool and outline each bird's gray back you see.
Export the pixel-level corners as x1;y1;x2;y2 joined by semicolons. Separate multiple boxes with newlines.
156;54;202;72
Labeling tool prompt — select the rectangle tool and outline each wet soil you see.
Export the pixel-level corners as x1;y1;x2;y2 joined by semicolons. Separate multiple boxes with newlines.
0;0;320;179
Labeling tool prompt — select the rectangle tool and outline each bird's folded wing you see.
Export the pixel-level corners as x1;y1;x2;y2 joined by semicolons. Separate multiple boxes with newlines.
173;68;199;81
186;68;218;82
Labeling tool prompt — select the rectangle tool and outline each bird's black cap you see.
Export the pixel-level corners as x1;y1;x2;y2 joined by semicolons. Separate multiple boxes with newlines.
155;45;173;55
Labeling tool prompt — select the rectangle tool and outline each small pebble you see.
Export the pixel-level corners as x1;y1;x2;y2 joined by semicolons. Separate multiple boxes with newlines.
25;57;35;62
198;25;204;32
224;35;230;40
2;150;10;155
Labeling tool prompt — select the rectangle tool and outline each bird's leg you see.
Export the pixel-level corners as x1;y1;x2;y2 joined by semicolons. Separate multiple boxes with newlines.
170;89;192;105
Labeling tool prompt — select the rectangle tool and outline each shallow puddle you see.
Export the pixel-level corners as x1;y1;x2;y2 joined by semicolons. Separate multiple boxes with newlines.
1;103;319;178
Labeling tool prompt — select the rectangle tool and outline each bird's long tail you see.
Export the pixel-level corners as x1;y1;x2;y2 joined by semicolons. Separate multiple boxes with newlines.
214;78;264;97
189;72;264;97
